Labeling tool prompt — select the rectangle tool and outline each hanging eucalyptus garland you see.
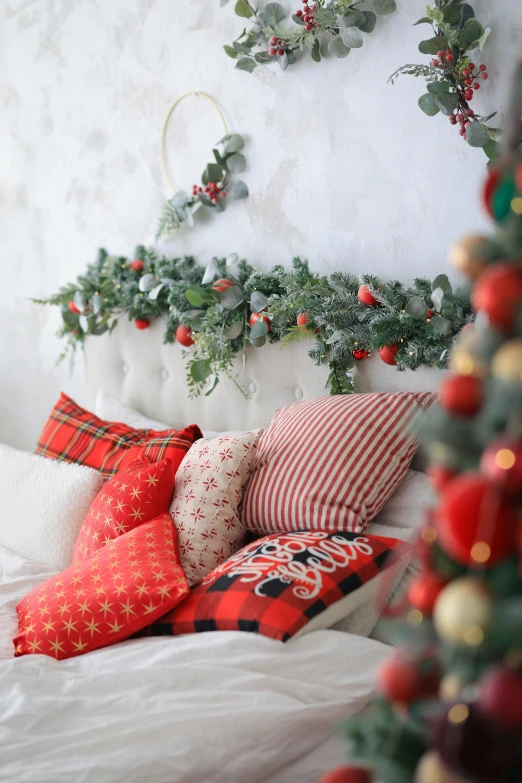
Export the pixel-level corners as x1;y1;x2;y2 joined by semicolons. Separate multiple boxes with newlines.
222;0;396;73
35;247;473;398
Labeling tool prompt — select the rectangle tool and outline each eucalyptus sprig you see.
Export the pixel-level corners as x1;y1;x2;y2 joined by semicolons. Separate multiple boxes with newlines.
156;133;248;239
222;0;396;73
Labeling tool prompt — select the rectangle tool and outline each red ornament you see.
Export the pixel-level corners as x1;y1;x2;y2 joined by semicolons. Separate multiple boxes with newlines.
516;161;522;197
379;344;399;366
439;374;483;417
407;572;447;615
134;318;150;330
211;278;234;293
429;464;456;492
426;309;434;318
176;324;195;347
472;262;522;332
481;437;522;495
68;301;81;315
352;348;369;361
482;167;502;218
318;767;371;783
437;474;519;567
250;312;271;331
378;653;423;703
297;312;309;327
129;259;144;272
477;666;522;729
357;284;379;307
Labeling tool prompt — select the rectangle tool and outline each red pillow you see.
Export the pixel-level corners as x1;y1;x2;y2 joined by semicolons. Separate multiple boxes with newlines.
241;392;433;535
35;392;202;480
73;454;175;563
138;531;403;643
14;513;189;660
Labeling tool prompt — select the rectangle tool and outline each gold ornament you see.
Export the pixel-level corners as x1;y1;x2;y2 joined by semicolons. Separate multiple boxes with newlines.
450;234;490;280
433;577;492;646
449;329;489;377
439;673;464;702
491;338;522;382
414;751;459;783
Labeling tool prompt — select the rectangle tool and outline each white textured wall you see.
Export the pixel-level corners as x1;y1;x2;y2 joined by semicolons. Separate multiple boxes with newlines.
1;0;520;449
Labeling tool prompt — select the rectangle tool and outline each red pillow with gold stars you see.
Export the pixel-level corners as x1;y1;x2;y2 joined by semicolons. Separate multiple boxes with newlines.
14;513;189;660
72;454;175;563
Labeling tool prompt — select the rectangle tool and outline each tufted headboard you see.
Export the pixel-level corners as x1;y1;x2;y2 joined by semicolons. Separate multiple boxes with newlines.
85;318;445;433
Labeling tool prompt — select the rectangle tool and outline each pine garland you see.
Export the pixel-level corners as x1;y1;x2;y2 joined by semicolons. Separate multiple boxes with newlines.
35;251;473;398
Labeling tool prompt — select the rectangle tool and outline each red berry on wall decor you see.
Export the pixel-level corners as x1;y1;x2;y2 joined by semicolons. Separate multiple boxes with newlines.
472;263;522;332
378;344;399;366
439;374;483;417
68;301;81;315
357;285;379;307
352;348;369;361
129;259;144;272
211;278;234;293
176;324;195;347
297;312;309;327
134;318;150;330
250;312;271;332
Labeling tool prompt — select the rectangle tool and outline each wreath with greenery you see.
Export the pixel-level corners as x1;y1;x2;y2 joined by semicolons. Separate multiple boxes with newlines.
156;133;248;240
389;1;502;158
35;247;473;398
222;0;396;73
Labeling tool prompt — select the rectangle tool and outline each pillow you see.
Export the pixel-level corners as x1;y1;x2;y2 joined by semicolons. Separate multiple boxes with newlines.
241;392;433;535
137;531;404;643
370;468;434;531
14;513;189;660
170;431;262;585
0;443;103;570
36;392;202;479
73;454;176;563
95;390;244;440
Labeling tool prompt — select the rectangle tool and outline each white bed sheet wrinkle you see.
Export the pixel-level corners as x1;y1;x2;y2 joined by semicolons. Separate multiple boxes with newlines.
0;545;391;783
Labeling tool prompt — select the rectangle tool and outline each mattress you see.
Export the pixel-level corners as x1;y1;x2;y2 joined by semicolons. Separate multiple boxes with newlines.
0;545;391;783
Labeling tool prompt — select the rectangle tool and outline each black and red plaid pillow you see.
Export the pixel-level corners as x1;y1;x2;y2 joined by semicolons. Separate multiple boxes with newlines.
138;530;403;642
36;392;202;480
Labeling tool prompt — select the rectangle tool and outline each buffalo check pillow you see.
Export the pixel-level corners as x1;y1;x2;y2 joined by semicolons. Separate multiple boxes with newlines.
35;392;202;480
137;530;404;643
241;392;433;535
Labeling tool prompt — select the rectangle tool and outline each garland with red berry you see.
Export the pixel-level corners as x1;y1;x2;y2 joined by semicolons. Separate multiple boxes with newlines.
222;0;396;73
388;1;502;158
34;249;472;398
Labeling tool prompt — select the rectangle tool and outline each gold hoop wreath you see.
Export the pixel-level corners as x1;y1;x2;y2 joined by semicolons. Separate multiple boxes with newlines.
156;91;249;240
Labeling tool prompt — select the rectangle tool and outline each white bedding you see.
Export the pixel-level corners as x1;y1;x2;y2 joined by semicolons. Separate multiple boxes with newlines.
0;544;391;783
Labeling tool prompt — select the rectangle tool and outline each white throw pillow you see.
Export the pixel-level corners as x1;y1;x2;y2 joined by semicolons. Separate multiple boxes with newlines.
170;431;262;585
370;468;434;531
0;444;104;570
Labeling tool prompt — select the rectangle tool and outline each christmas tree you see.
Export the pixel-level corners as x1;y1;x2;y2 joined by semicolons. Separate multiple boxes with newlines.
320;57;522;783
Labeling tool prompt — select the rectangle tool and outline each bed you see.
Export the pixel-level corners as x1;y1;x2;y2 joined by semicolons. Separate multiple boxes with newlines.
0;319;443;782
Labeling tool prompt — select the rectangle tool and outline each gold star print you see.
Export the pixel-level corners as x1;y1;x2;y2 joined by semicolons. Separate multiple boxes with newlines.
114;500;126;514
146;473;159;487
111;571;123;583
94;585;107;598
114;583;127;598
57;602;71;617
78;601;91;617
135;583;148;598
54;589;67;600
120;600;136;619
36;593;48;605
94;509;103;522
15;642;23;655
62;618;78;636
98;493;106;504
152;569;166;583
49;638;65;656
91;573;102;584
130;507;145;523
158;586;171;600
84;618;101;638
103;516;112;528
53;578;64;588
118;482;129;493
98;599;113;618
132;569;144;580
104;495;114;507
92;530;100;542
28;639;42;653
38;604;50;618
128;557;140;567
108;620;124;634
104;535;112;545
73;638;88;653
130;486;143;500
112;479;120;488
144;531;156;540
144;601;156;614
74;586;87;599
42;619;56;635
25;622;36;634
115;520;127;534
71;574;83;586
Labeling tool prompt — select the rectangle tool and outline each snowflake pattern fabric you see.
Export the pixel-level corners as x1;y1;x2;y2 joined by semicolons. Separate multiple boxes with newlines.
170;431;262;585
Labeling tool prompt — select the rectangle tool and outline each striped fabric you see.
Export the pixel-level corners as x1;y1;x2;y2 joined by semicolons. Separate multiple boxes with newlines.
241;392;433;535
36;393;202;480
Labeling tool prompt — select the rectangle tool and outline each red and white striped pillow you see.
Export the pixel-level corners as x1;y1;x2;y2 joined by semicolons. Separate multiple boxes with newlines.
241;392;433;535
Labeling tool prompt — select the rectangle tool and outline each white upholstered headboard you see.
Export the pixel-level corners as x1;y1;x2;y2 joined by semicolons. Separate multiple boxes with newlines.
85;318;445;432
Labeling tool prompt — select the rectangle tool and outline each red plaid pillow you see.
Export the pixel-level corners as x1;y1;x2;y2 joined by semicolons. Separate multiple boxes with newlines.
73;454;176;563
14;513;189;660
36;393;202;480
138;531;403;643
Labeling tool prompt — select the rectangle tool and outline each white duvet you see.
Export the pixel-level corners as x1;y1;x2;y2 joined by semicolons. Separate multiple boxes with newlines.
0;545;391;783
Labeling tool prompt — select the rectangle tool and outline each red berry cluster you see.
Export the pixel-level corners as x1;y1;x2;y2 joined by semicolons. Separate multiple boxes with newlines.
295;1;319;31
446;62;489;141
268;36;286;56
192;181;227;205
431;48;454;68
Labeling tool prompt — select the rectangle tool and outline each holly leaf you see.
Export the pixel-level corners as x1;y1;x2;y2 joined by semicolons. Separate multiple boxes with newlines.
359;11;376;33
227;153;246;174
418;93;440;116
224;321;244;339
341;27;363;48
329;37;351;58
466;122;489;148
250;319;269;339
373;0;396;15
405;297;428;319
232;180;249;199
311;39;321;62
221;285;245;310
234;0;253;19
185;285;212;307
430;316;452;336
190;359;212;383
250;291;269;312
258;2;285;26
235;57;257;72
